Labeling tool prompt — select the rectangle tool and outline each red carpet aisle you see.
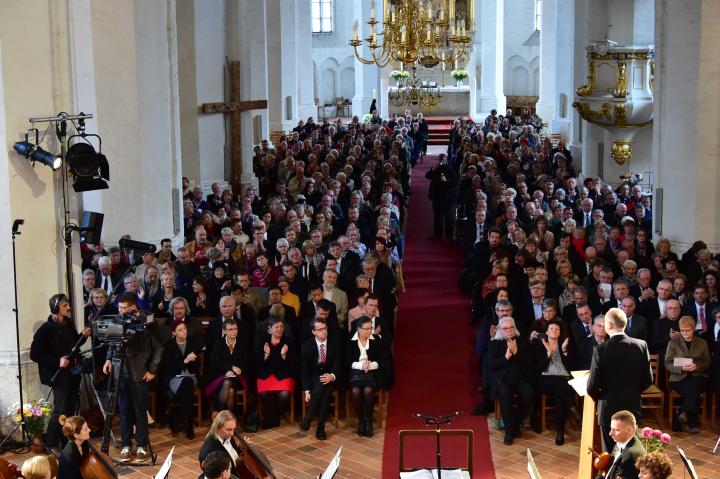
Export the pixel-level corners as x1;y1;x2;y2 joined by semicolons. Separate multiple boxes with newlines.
381;157;495;478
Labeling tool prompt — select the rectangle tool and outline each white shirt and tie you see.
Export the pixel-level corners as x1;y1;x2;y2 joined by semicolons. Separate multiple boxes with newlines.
695;302;707;331
584;212;592;228
216;434;239;462
101;274;113;294
606;438;631;478
658;298;667;318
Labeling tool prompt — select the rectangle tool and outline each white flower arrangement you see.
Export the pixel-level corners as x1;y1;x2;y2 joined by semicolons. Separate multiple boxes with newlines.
450;69;469;81
389;70;410;81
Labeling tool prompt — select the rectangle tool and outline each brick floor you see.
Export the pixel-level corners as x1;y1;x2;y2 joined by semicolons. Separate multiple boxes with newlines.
2;416;718;478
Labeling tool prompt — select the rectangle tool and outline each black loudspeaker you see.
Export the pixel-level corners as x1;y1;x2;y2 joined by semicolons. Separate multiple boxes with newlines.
80;211;104;244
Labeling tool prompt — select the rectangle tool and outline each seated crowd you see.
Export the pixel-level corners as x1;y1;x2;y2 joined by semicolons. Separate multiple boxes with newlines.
448;110;720;446
77;113;427;441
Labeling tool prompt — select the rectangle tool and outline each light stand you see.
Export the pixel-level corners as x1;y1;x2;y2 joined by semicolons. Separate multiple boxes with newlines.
0;219;31;452
413;411;463;479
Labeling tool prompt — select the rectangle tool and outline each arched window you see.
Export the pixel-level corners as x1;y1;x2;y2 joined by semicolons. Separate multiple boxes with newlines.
534;0;542;31
312;0;334;33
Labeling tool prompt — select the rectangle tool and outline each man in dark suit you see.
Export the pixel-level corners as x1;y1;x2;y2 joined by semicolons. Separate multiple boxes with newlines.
463;209;490;257
348;294;393;344
638;279;673;326
198;410;244;477
362;256;397;324
299;318;341;440
473;227;513;284
573;198;595;230
281;262;309;303
569;304;595;370
682;284;717;334
96;256;123;298
587;308;653;452
603;410;646;479
620;296;648;341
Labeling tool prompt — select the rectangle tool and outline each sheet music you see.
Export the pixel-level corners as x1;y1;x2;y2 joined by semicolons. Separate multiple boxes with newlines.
399;469;465;479
673;357;693;367
676;446;699;479
568;374;588;396
319;446;342;479
527;449;542;479
155;446;174;479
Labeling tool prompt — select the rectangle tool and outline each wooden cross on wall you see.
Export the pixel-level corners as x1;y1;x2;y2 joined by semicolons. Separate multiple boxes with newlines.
201;59;267;192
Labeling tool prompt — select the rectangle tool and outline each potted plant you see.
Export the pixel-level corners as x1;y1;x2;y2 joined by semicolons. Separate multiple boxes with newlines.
639;427;672;453
389;69;409;86
450;69;469;87
9;399;53;452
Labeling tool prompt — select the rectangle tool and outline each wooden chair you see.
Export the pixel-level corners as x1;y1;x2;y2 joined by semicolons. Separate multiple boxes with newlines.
493;392;519;430
300;389;340;427
539;393;556;432
345;388;388;428
641;354;665;425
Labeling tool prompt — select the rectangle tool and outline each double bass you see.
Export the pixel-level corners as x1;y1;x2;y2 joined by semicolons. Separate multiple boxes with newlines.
232;433;276;479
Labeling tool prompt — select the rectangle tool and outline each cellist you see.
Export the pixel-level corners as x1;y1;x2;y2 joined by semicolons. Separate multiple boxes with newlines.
199;411;247;477
57;416;91;479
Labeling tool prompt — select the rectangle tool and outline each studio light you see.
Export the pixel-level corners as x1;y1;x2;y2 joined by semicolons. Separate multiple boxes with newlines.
13;129;62;170
66;134;110;192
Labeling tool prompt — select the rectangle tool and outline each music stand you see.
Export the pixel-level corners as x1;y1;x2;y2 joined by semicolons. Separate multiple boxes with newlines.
712;435;720;455
317;446;342;479
154;446;174;479
676;446;699;479
526;449;542;479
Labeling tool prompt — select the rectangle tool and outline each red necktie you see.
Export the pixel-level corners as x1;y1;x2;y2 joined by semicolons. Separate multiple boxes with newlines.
699;306;707;331
319;344;326;364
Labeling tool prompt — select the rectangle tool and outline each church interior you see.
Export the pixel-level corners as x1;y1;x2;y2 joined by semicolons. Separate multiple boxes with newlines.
1;0;720;478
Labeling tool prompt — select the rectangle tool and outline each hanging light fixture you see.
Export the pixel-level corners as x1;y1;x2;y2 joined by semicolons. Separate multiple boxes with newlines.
350;0;474;69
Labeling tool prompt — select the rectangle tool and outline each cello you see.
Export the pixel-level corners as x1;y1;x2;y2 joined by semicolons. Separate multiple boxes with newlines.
232;433;276;479
80;442;118;479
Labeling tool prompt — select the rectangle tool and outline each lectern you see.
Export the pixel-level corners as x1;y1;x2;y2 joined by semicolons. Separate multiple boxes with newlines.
572;370;602;479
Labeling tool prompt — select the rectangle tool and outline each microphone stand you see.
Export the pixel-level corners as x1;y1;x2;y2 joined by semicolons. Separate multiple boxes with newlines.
413;411;462;479
0;220;31;452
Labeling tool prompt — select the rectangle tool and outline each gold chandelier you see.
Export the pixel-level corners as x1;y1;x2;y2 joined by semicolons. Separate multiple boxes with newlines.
389;66;441;108
350;0;474;68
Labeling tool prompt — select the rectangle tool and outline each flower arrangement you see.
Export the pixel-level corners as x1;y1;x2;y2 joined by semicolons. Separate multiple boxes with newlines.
451;69;469;81
8;399;53;438
362;113;373;124
389;70;410;81
639;427;671;453
619;170;643;187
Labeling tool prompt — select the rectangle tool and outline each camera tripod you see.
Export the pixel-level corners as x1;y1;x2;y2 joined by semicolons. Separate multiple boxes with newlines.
102;342;157;466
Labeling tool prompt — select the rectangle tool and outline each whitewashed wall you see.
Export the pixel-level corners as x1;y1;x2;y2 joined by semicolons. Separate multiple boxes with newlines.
504;0;539;96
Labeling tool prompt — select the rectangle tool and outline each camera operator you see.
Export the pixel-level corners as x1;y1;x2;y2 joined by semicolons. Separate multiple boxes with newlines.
30;294;92;450
102;293;163;462
424;153;457;241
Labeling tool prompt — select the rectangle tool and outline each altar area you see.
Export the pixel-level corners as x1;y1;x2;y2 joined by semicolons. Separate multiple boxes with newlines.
386;83;472;116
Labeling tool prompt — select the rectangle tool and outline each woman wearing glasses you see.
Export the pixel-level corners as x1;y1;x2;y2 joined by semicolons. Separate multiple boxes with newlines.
345;316;388;438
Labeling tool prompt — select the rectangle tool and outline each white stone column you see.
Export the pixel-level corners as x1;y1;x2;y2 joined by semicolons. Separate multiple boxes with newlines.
535;0;556;123
73;0;181;245
267;0;298;132
295;0;316;121
352;0;379;118
477;0;506;116
652;0;720;249
571;0;589;158
550;0;574;140
466;49;478;120
177;0;227;186
228;0;269;189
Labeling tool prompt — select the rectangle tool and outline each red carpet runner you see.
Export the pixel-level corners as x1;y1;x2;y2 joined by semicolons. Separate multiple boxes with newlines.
381;156;495;478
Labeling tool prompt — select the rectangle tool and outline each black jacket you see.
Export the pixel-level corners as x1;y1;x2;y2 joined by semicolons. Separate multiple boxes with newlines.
254;334;297;381
488;336;534;384
587;333;652;426
161;338;202;385
105;326;163;380
603;436;646;479
300;337;342;390
198;435;243;477
211;336;250;378
30;316;87;386
57;440;88;479
345;335;391;388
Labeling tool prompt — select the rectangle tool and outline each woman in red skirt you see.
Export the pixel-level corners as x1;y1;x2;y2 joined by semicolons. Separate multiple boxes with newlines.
255;317;296;429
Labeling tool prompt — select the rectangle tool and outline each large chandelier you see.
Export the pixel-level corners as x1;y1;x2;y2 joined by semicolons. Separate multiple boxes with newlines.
350;0;474;68
389;65;441;108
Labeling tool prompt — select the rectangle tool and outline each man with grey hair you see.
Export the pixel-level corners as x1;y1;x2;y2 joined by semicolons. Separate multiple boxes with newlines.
96;255;120;297
489;316;535;444
82;268;96;303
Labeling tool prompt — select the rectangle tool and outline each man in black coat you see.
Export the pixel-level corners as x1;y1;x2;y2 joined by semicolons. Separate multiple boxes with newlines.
619;296;648;342
198;410;244;477
569;304;595;370
587;308;653;452
299;318;341;440
30;294;91;449
425;154;457;240
603;410;646;479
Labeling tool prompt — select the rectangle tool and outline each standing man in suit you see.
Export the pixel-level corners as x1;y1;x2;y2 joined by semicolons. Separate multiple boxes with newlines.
603;410;646;479
569;304;595;370
587;308;653;452
463;208;489;257
620;296;648;341
299;318;340;440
